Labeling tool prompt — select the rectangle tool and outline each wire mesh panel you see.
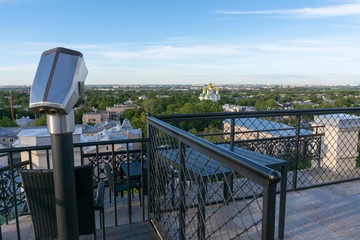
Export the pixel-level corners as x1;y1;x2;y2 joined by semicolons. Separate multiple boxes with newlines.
0;161;28;225
159;110;360;190
298;113;360;187
81;140;147;184
148;119;279;240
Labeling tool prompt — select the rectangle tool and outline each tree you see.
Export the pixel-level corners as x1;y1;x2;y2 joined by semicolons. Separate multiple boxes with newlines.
255;99;278;111
143;99;163;114
32;116;47;126
165;104;177;114
318;101;332;108
123;108;140;120
294;103;313;110
98;102;107;110
130;111;147;136
0;117;18;127
333;99;346;108
179;103;200;114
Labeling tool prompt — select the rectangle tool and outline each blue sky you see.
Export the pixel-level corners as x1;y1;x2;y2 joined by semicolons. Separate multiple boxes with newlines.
1;0;360;85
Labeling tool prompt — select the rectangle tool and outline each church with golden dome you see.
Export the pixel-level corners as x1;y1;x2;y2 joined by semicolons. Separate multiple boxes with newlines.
199;82;221;102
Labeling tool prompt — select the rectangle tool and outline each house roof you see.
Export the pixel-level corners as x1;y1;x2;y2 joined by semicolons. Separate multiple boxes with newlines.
15;125;82;137
16;117;35;126
95;121;117;131
82;124;99;134
0;127;22;138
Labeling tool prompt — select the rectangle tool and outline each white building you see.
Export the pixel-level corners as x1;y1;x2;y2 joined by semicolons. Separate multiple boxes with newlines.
0;144;8;167
11;119;142;169
199;82;220;102
12;126;83;169
83;119;142;154
223;104;255;112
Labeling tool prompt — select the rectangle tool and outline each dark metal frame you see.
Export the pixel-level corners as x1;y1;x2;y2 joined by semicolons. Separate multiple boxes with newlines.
0;138;149;240
148;116;281;240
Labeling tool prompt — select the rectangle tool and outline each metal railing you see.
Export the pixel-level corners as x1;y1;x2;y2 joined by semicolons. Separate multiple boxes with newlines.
2;107;360;239
154;107;360;191
148;116;281;240
0;138;149;240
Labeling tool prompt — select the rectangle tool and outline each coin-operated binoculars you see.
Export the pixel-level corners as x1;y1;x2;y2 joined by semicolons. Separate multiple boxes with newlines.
30;47;88;240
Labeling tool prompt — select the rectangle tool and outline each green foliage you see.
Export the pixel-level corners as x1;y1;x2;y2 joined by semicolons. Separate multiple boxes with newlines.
165;104;177;113
74;107;91;124
318;101;332;108
1;86;360;141
203;125;226;143
1;210;17;225
31;116;47;126
294;103;313;109
0;107;34;121
178;101;222;114
0;89;30;107
255;99;278;110
143;99;163;114
98;102;107;110
278;95;293;104
0;116;18;127
123;108;140;120
87;121;95;126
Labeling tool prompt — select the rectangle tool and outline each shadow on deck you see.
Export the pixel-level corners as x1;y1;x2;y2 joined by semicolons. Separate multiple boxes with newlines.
88;222;160;240
2;178;360;239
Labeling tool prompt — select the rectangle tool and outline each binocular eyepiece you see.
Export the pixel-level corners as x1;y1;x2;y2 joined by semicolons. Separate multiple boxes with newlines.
29;47;87;115
38;108;60;115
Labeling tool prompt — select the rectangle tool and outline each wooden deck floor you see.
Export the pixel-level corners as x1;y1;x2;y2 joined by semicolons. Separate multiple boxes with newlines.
3;178;360;239
85;222;160;240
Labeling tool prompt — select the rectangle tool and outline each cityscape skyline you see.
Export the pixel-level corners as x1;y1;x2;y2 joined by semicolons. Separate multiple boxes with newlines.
1;0;360;86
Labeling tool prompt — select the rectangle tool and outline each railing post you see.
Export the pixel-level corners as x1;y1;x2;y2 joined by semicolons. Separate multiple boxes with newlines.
96;145;100;182
262;180;277;240
9;152;20;240
46;148;50;169
141;142;145;222
293;115;301;189
197;176;206;240
126;143;132;224
179;141;186;240
28;150;33;169
112;148;118;226
80;146;84;166
147;113;152;220
230;118;235;151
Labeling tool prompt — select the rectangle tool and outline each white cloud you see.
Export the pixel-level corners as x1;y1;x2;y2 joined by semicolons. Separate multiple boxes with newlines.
255;44;337;52
0;64;36;72
100;45;244;60
2;38;360;85
333;24;360;29
216;3;360;18
289;40;328;45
